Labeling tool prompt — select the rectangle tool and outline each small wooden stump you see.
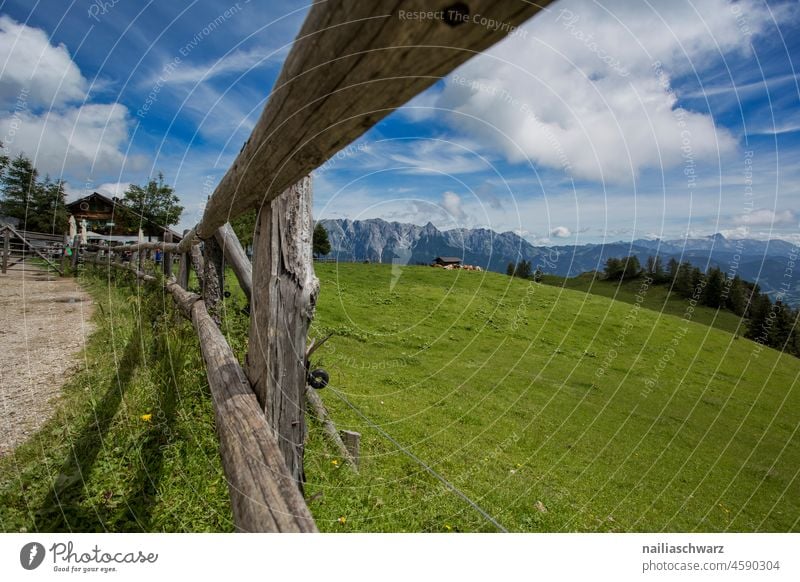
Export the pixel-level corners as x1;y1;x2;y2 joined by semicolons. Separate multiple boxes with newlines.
340;430;361;469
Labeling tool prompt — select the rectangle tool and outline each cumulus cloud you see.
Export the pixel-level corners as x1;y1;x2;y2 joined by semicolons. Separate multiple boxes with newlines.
0;104;137;176
550;226;572;238
0;16;86;107
732;208;797;227
425;0;778;183
96;181;132;198
0;17;136;179
441;191;468;221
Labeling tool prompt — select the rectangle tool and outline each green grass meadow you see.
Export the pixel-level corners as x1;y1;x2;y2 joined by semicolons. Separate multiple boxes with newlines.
1;262;797;532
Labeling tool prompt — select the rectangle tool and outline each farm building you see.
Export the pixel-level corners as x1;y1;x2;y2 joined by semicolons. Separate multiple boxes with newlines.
66;192;182;243
431;256;462;267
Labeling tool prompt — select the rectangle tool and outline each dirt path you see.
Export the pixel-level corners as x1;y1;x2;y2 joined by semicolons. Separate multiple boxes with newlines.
0;262;95;456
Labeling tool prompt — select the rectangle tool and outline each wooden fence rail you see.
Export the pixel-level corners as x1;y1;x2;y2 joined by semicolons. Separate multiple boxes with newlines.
61;0;549;532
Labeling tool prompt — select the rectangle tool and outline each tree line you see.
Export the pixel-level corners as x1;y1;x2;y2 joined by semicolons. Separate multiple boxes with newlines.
0;144;183;234
603;254;800;357
506;259;543;281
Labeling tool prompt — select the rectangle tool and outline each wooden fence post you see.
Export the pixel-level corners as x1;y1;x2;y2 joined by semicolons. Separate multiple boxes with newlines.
178;229;190;289
2;228;9;274
71;235;80;274
163;231;173;278
190;243;205;292
202;238;224;325
246;176;318;492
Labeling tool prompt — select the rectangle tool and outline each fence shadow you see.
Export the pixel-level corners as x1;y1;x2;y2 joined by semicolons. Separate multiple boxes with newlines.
110;331;184;531
34;325;144;532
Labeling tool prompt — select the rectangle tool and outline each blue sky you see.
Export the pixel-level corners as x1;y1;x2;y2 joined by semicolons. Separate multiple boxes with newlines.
1;0;799;245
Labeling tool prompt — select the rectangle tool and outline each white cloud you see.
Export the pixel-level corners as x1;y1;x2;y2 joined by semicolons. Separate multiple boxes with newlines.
96;181;132;199
0;16;86;108
441;191;468;221
550;226;572;238
413;0;782;183
732;208;797;227
0;17;138;180
160;46;288;86
0;103;138;176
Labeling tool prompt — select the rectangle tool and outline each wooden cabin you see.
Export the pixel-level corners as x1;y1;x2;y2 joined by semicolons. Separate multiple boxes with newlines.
66;192;182;242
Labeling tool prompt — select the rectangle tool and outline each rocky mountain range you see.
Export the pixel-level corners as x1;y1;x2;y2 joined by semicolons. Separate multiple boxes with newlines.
319;218;800;304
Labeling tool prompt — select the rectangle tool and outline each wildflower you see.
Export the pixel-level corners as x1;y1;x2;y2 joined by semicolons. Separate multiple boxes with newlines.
338;516;347;525
331;459;339;466
140;414;152;422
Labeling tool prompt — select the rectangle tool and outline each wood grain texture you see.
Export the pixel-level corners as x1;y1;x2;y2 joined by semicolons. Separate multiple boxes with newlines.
246;177;319;491
165;281;317;532
194;0;550;236
202;237;225;325
215;222;253;301
163;231;173;277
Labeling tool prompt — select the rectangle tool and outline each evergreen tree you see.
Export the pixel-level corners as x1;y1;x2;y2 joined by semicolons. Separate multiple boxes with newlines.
621;255;641;280
313;222;331;256
653;255;666;283
689;266;704;298
702;267;724;308
769;301;795;351
604;257;623;280
728;275;747;316
667;257;680;283
746;293;773;343
516;259;533;279
506;261;516;277
0;153;38;223
30;176;69;234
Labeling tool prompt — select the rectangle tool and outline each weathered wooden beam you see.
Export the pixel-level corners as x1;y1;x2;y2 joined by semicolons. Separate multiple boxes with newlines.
163;231;173;277
202;238;225;325
246;177;319;491
84;254;158;283
71;235;80;273
178;229;191;290
188;0;549;238
2;224;64;275
190;242;205;292
2;228;9;274
305;386;357;472
165;281;317;532
215;223;252;301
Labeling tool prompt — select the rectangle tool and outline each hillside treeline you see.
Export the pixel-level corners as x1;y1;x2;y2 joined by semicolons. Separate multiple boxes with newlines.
603;255;799;357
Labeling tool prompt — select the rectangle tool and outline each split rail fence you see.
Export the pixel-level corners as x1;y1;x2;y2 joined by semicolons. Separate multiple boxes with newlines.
57;1;550;531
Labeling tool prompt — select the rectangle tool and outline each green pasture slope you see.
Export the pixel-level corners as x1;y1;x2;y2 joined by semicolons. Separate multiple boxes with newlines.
0;263;797;532
305;264;798;532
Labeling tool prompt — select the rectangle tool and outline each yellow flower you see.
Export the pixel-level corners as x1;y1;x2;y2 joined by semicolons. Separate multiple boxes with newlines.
140;414;152;422
331;459;339;466
338;516;347;525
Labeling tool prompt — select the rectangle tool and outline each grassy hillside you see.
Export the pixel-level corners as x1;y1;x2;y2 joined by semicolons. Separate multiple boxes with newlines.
304;264;799;532
539;272;746;336
1;263;797;532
